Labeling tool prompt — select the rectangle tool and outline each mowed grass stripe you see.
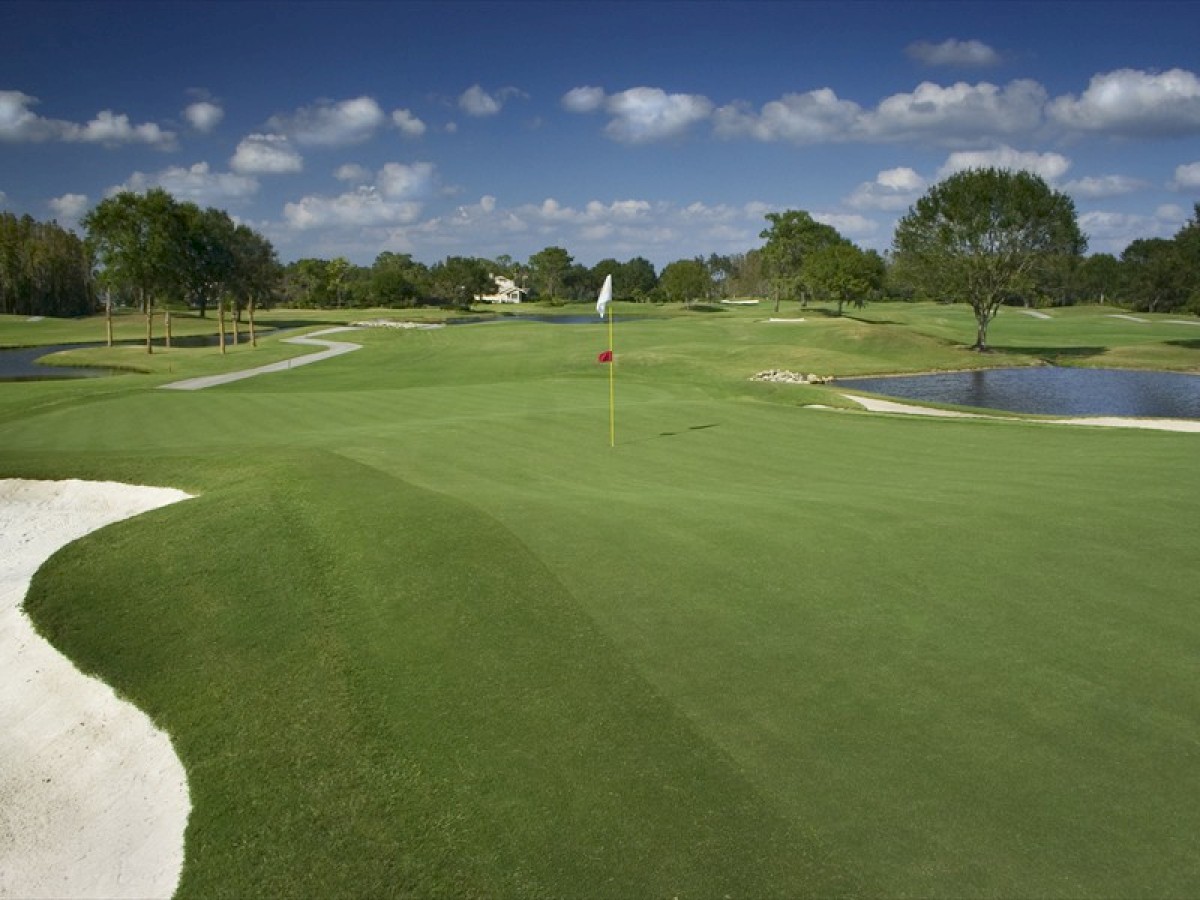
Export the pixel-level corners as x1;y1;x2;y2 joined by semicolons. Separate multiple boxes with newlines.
26;450;858;898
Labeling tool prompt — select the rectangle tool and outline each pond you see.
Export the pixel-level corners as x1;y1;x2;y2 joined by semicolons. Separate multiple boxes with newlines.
838;367;1200;419
0;344;121;381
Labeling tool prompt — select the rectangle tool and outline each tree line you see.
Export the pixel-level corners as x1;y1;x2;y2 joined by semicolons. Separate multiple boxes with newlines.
3;176;1198;353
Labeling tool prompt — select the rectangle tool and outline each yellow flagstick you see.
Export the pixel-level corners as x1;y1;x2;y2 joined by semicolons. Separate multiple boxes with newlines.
608;305;616;447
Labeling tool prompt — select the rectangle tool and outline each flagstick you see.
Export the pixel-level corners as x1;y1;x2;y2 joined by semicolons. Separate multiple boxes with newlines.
608;306;616;447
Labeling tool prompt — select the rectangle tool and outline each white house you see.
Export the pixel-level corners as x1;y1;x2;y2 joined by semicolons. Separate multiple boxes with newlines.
478;275;527;304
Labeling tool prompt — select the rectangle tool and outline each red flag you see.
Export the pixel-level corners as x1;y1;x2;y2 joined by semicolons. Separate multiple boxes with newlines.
597;349;613;363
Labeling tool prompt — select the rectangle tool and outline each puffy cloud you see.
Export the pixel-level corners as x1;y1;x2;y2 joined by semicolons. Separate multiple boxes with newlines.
714;89;862;143
0;91;176;148
392;108;426;137
602;87;714;143
1079;208;1180;254
1047;68;1200;137
1170;160;1200;190
561;86;606;113
113;162;259;204
846;167;927;210
936;145;1072;181
813;212;880;239
863;79;1046;142
268;96;386;146
230;133;303;174
1062;174;1148;198
334;163;371;183
49;192;89;221
459;84;501;116
715;79;1045;145
284;188;422;229
282;161;435;231
564;85;713;142
184;100;224;133
906;39;1001;68
376;161;435;199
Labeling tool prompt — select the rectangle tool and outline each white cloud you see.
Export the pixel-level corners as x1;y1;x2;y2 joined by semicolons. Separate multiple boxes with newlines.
0;91;177;148
1079;208;1181;254
936;145;1072;182
284;188;423;229
1048;68;1200;137
906;39;1001;68
392;108;426;137
334;163;371;183
845;167;928;210
561;86;606;113
282;161;435;231
863;79;1046;143
603;87;714;143
0;190;7;206
49;192;89;221
813;212;879;239
184;100;224;133
1170;160;1200;190
113;162;259;204
564;86;713;142
268;96;386;146
376;161;435;199
714;89;861;143
230;134;303;174
1062;174;1148;198
459;84;501;116
715;79;1045;146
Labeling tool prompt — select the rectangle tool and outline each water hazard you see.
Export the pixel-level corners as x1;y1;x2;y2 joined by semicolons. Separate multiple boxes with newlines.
838;367;1200;419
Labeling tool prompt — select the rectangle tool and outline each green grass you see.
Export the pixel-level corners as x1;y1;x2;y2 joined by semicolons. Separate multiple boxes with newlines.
5;305;1200;897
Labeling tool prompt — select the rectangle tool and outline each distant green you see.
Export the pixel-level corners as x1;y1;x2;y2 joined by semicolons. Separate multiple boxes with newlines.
4;303;1199;898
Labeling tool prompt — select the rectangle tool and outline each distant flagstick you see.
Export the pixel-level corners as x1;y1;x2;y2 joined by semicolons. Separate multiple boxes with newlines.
596;274;615;447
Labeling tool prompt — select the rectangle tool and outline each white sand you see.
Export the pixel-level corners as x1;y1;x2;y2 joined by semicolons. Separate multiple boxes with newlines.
0;479;192;899
841;393;1200;432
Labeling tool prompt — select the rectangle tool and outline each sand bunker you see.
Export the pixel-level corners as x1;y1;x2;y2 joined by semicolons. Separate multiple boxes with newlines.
0;479;192;899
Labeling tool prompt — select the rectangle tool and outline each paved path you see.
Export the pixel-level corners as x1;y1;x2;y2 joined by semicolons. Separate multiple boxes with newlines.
160;327;362;391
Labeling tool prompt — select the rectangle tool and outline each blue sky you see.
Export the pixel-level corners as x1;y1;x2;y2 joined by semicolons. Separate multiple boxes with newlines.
2;0;1198;269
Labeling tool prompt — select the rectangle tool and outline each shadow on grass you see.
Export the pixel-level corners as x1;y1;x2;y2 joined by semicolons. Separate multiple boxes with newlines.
1167;338;1200;350
986;345;1109;364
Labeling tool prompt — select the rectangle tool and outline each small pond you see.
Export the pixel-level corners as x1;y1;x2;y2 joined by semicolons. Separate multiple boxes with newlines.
0;344;121;381
838;367;1200;419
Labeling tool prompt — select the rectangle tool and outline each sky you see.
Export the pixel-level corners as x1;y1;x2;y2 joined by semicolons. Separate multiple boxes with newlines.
2;0;1199;270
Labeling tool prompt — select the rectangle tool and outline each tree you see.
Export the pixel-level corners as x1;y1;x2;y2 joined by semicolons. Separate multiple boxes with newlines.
83;188;183;353
528;246;572;302
620;257;658;300
428;256;494;308
227;224;280;347
1121;238;1188;313
760;210;846;311
369;252;426;307
892;168;1086;351
0;212;94;317
658;258;713;305
802;243;885;315
1074;253;1121;304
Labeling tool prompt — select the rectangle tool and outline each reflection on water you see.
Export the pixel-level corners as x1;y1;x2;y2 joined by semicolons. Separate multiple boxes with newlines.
839;367;1200;419
0;344;120;381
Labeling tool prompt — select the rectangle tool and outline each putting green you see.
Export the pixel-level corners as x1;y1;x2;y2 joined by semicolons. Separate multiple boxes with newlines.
4;308;1199;898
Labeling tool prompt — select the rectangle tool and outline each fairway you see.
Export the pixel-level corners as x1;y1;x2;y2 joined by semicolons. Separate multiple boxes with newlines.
3;307;1200;898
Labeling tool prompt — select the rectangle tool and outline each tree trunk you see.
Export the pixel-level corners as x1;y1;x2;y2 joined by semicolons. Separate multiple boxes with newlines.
218;298;226;355
105;291;113;347
249;299;257;347
143;289;153;355
165;310;172;349
231;304;239;346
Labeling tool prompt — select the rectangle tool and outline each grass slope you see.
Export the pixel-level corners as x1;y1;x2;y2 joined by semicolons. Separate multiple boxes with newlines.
6;307;1200;897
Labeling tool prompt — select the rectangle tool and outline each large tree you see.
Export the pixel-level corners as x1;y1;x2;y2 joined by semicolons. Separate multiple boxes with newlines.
759;210;846;311
802;243;885;315
83;188;183;353
1120;238;1189;313
528;246;572;301
658;258;713;305
892;168;1086;350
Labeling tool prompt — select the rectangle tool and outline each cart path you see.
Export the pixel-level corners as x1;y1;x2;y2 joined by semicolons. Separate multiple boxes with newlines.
160;326;362;391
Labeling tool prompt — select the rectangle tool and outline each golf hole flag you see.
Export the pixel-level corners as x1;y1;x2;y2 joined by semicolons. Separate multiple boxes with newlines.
597;274;616;446
596;273;612;319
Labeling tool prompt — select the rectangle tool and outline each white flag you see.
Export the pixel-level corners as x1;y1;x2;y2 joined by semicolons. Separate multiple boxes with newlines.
596;274;612;319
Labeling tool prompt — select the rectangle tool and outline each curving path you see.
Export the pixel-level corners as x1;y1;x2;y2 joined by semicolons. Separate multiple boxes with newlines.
160;326;362;391
0;479;192;899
